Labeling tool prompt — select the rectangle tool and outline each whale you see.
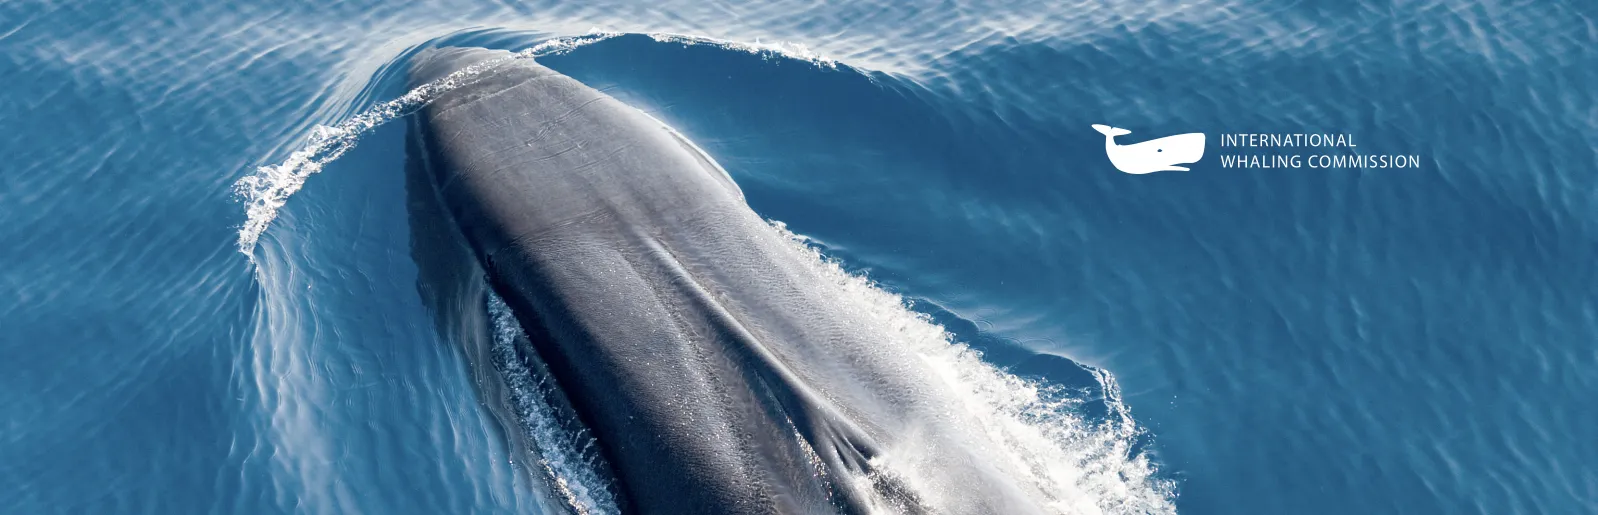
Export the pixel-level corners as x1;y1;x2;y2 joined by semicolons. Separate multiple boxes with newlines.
1091;124;1205;174
405;47;1063;514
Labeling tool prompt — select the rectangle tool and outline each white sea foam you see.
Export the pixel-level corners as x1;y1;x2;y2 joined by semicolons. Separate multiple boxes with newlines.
232;32;618;255
647;33;839;68
487;292;620;515
770;222;1177;514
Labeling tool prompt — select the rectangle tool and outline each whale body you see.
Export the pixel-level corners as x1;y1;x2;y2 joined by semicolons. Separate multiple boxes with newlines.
406;48;1060;514
1091;124;1205;174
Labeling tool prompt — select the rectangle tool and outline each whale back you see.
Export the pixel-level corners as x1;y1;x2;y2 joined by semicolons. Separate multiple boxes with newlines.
409;47;1051;514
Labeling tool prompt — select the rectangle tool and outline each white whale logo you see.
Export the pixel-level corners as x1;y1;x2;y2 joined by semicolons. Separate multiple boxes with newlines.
1092;124;1206;174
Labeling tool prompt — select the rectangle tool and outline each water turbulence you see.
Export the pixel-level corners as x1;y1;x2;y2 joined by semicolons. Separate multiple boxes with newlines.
230;31;844;255
766;225;1173;514
232;32;618;255
475;226;1172;514
239;34;1174;514
487;292;621;514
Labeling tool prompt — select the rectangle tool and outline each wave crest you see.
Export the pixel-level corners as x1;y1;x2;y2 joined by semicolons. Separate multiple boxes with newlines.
232;32;618;255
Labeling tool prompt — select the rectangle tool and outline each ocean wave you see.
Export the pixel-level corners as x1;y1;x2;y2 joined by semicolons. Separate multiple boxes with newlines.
231;32;618;255
647;33;841;68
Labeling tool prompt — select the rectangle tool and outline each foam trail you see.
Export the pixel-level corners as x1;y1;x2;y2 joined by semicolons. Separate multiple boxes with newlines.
647;33;840;68
487;291;621;515
232;32;617;255
769;222;1177;514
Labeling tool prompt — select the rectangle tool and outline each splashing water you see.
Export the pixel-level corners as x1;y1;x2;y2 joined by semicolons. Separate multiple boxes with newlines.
487;292;621;515
231;32;618;255
768;222;1177;514
647;33;840;68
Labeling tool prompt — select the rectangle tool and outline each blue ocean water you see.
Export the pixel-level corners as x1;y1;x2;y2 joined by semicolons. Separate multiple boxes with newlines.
3;1;1595;513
